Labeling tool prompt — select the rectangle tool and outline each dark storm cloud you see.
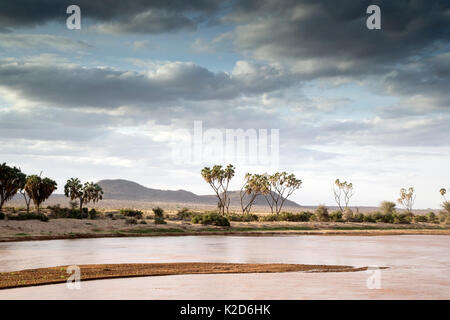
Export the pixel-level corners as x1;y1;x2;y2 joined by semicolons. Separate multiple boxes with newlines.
383;53;450;109
0;0;220;33
0;59;292;108
230;0;450;77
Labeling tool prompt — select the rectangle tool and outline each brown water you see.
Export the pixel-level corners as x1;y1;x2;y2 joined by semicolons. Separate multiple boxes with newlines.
0;235;449;299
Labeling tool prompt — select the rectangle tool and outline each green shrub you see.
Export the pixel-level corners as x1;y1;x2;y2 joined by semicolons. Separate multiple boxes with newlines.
152;207;166;224
226;213;258;222
154;217;167;224
315;205;329;222
191;214;203;224
393;213;411;224
191;212;230;227
382;213;394;223
125;218;137;225
120;209;143;219
361;213;375;223
370;211;394;223
445;216;450;225
176;208;193;220
426;212;438;224
0;212;5;220
380;201;396;215
343;208;353;221
279;211;313;222
139;220;147;224
7;212;48;222
153;207;164;218
413;215;428;223
88;208;98;220
329;211;343;222
258;214;279;222
47;204;87;219
439;211;448;223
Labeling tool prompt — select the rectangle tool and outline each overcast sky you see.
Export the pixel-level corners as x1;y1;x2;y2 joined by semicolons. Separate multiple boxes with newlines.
0;0;449;208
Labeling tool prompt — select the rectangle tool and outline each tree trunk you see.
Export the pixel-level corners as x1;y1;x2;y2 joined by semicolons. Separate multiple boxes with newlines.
79;198;83;218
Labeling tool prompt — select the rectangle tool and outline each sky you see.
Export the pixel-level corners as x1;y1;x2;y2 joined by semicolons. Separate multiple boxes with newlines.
0;0;449;209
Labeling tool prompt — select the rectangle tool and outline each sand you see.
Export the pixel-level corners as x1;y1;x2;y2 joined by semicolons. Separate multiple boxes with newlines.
0;262;370;289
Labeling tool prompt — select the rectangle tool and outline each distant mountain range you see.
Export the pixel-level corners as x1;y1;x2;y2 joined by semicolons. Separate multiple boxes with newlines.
97;179;301;208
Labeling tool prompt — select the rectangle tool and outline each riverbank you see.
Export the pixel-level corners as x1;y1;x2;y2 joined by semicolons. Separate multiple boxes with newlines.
0;262;371;289
1;218;450;242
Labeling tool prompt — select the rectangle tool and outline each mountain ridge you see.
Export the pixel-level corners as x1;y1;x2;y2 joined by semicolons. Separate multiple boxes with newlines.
97;179;302;207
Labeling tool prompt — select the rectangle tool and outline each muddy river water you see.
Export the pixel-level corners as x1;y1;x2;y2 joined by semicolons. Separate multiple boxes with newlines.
0;235;449;299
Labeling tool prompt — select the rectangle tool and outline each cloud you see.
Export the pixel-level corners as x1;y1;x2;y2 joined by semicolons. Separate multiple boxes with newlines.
0;0;220;33
132;40;156;51
0;58;293;109
227;0;450;78
0;33;91;51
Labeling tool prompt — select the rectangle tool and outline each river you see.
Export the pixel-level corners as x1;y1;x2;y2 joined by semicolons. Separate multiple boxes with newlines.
0;235;449;299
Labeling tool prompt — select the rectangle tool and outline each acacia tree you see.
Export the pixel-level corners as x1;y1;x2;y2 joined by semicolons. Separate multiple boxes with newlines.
0;163;24;212
333;179;354;211
17;173;32;213
24;175;57;213
264;172;302;214
240;173;270;215
397;187;416;212
64;178;104;215
201;164;235;215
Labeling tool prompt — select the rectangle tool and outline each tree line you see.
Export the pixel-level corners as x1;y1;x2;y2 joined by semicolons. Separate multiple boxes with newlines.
0;163;103;217
201;164;449;216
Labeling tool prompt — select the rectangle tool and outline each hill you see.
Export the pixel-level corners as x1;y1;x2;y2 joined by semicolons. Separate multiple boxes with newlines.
97;179;301;208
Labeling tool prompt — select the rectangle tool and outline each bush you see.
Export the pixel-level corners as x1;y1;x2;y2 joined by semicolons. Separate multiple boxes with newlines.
426;212;438;224
258;214;279;222
139;220;147;224
370;211;394;223
125;218;137;225
393;213;411;224
152;207;166;224
153;207;164;218
47;204;87;219
347;213;364;222
7;212;48;222
191;212;230;227
279;211;313;222
361;213;375;223
329;211;343;222
120;209;143;219
445;216;450;225
439;211;448;223
343;208;353;221
88;208;98;220
315;205;329;222
0;212;5;220
191;214;203;224
413;215;428;223
176;208;193;220
227;213;259;222
380;201;396;215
